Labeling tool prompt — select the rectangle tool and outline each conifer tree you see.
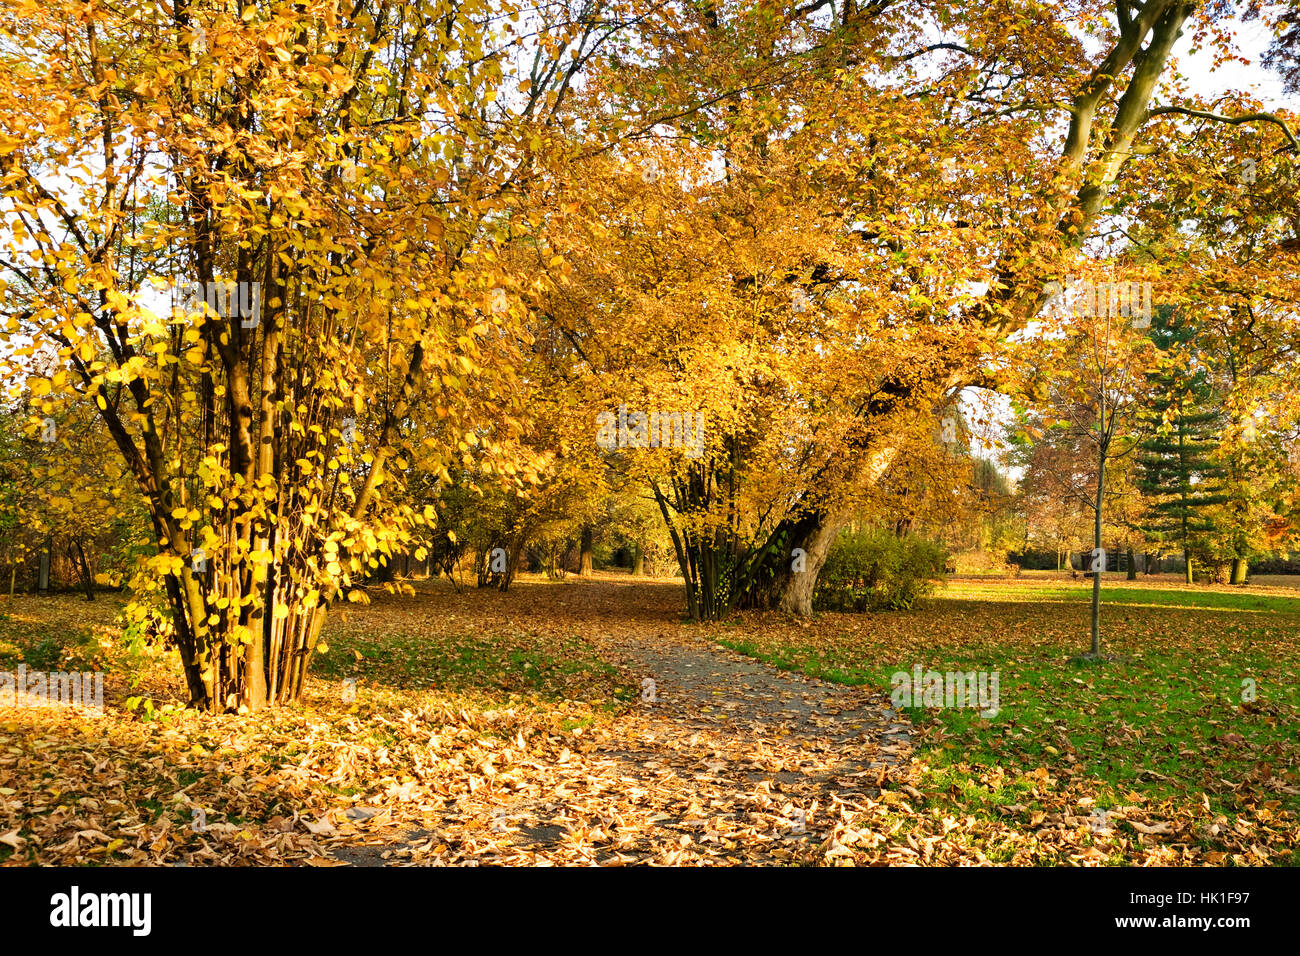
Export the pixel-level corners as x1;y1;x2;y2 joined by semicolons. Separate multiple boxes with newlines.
1136;309;1228;584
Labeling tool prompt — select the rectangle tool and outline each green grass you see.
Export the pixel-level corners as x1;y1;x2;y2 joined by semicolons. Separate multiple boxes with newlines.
945;579;1300;614
718;582;1300;862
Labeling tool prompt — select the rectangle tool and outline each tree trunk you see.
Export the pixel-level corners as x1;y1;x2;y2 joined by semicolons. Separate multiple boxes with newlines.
1184;549;1194;585
1090;459;1105;656
1126;548;1137;581
37;537;50;595
631;543;644;576
71;537;95;601
498;537;526;592
1230;557;1247;585
579;525;594;577
769;511;844;616
764;447;899;615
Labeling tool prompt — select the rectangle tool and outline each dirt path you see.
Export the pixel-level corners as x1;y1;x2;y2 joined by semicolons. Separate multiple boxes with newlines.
330;580;912;866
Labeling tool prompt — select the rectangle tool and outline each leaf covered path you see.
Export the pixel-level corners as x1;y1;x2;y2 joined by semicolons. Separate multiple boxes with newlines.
331;578;912;866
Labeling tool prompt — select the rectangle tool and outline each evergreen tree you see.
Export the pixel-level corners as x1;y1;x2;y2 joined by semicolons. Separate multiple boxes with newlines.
1136;308;1228;583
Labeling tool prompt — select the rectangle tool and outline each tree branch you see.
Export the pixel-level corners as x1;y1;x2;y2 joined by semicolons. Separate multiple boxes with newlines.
1144;105;1300;153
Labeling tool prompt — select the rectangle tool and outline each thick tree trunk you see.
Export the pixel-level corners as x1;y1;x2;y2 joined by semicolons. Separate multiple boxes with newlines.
762;447;898;615
770;513;843;616
1184;549;1194;584
631;543;644;576
1126;548;1137;581
498;537;526;592
1230;557;1247;585
579;525;594;577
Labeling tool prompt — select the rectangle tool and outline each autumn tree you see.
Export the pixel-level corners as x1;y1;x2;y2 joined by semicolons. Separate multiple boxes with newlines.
1120;73;1300;582
1009;407;1096;571
529;0;1254;620
0;0;608;710
1019;277;1156;654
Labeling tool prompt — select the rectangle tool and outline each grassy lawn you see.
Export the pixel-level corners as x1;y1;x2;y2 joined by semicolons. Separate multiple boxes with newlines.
718;576;1300;864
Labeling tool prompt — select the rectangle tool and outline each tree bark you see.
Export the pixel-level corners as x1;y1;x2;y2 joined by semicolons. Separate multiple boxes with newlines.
37;537;50;595
579;525;594;577
1230;557;1247;585
1090;456;1105;656
72;537;95;601
769;512;843;616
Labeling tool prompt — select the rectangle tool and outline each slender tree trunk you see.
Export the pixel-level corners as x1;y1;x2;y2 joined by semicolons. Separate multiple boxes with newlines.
1184;548;1194;585
1126;548;1137;581
652;480;699;620
1090;459;1105;656
37;537;50;595
72;537;95;601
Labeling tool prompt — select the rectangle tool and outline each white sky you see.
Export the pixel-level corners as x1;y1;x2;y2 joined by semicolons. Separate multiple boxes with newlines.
1179;14;1292;110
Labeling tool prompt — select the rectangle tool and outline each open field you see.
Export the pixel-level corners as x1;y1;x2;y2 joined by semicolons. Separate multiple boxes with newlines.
1;573;1295;865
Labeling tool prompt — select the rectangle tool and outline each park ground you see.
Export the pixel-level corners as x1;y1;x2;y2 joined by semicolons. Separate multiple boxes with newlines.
0;571;1296;866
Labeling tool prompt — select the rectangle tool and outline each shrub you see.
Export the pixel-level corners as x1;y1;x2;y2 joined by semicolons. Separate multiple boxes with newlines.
814;528;947;612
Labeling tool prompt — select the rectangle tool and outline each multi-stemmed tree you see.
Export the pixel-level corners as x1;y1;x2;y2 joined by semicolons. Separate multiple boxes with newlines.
0;0;606;710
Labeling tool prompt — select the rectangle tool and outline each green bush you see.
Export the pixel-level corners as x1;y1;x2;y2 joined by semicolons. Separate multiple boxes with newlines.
814;528;947;612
